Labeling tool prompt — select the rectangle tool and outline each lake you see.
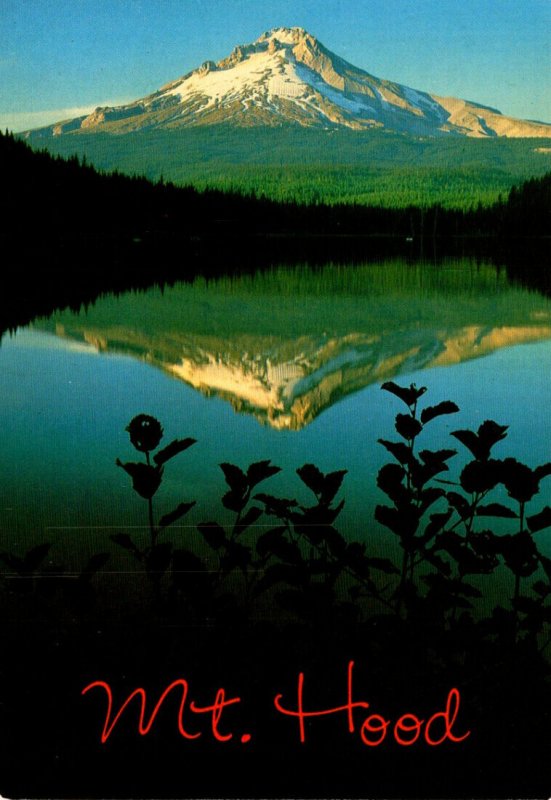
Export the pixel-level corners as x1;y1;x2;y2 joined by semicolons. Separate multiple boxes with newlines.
1;257;550;573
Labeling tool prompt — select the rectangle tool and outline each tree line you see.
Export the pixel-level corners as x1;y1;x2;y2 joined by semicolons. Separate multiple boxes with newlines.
0;129;549;335
2;129;550;240
27;124;551;211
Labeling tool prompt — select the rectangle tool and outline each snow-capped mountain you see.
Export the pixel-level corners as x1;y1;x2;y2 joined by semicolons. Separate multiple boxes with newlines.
29;27;551;138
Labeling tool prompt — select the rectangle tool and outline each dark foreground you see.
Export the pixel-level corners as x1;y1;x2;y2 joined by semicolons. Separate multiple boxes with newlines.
2;391;550;799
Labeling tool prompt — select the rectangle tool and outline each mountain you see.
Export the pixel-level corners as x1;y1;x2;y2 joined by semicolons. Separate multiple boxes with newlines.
46;321;551;431
26;27;551;139
34;264;551;430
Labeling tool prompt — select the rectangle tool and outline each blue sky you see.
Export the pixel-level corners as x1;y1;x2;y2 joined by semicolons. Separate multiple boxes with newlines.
1;0;550;131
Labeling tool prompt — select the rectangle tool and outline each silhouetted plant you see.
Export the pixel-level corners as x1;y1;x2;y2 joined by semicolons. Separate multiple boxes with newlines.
253;464;399;622
38;552;111;613
0;543;110;613
190;459;283;617
443;423;551;643
0;543;52;596
433;420;512;624
375;381;460;615
113;413;196;594
253;463;350;621
104;398;551;646
373;381;551;652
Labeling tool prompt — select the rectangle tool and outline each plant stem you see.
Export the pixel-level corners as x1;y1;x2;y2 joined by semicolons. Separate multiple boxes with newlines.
145;450;156;546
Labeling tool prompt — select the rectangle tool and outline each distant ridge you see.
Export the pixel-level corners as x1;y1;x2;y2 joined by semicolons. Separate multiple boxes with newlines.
25;26;551;139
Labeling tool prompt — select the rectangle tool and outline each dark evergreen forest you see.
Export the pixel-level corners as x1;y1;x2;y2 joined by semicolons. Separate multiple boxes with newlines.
4;130;551;239
1;130;549;335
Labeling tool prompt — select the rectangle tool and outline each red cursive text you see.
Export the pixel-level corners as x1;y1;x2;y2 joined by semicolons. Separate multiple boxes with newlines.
273;660;470;746
82;661;470;748
81;678;247;744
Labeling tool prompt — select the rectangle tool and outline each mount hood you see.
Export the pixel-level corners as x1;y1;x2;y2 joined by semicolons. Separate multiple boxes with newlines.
28;27;551;139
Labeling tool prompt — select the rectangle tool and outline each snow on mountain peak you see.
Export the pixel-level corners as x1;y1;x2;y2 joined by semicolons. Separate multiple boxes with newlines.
26;27;551;139
258;27;309;43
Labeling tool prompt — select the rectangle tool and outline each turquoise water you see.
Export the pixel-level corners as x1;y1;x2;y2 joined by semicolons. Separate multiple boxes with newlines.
1;260;550;569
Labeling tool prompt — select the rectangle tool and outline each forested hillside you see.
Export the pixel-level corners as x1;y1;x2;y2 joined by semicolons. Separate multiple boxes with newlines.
4;130;550;239
24;126;551;209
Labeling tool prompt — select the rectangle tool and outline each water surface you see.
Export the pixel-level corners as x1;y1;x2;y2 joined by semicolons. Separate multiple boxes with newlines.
1;258;550;567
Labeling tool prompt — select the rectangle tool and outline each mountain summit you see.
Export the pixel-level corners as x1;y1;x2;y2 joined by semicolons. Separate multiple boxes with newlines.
29;27;551;138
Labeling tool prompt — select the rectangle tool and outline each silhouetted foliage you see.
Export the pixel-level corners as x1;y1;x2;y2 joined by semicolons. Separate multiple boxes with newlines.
1;384;550;798
113;413;196;596
100;389;551;643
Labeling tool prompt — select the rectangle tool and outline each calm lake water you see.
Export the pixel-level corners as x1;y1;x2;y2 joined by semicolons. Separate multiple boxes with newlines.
1;258;550;569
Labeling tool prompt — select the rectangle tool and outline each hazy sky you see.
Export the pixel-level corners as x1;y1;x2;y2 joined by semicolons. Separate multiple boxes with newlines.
1;0;550;131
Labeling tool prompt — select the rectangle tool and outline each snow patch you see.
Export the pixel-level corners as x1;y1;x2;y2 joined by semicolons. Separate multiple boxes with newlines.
162;37;377;121
295;63;375;115
165;50;281;108
268;76;305;98
403;86;436;111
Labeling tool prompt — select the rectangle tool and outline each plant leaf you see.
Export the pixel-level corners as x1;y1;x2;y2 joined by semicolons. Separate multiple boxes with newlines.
197;522;227;550
378;439;413;465
254;493;298;519
420;401;459;425
81;552;110;578
146;542;173;576
527;506;551;534
159;501;196;530
450;429;483;460
171;548;210;594
0;552;24;571
395;413;422;441
540;555;551;581
219;462;248;494
377;463;406;499
246;460;281;488
22;543;51;573
296;463;325;496
110;533;142;558
460;460;501;494
153;438;196;465
220;541;251;573
222;489;248;513
320;470;347;505
447;491;471;520
116;459;163;499
535;462;551;481
532;580;551;598
500;458;540;503
234;505;263;534
267;537;303;564
381;381;427;407
477;420;508;449
419;449;457;466
252;563;303;596
365;556;400;575
423;509;454;541
475;503;517;518
256;526;288;559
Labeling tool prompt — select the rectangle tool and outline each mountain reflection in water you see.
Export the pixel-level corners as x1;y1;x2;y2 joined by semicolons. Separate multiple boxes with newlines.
35;259;551;430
